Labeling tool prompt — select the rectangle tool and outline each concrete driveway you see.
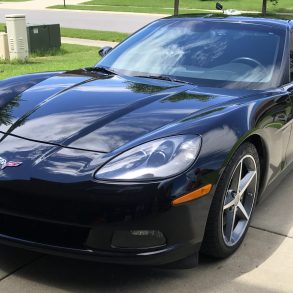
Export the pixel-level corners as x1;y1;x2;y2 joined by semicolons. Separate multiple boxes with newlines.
0;174;290;292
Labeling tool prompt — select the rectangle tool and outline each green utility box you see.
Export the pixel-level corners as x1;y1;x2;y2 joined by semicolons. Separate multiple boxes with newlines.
27;24;61;53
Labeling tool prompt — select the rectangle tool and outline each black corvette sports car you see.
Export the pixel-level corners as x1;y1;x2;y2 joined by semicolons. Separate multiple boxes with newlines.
0;15;293;266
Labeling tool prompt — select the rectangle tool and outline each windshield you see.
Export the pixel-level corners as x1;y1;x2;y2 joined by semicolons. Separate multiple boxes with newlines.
98;19;286;89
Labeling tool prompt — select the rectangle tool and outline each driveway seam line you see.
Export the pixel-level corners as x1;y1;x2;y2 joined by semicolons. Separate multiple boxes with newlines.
251;226;293;239
0;254;44;282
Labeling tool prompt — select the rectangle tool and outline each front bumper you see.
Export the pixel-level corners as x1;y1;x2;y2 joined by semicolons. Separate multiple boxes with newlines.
0;230;200;266
0;185;212;265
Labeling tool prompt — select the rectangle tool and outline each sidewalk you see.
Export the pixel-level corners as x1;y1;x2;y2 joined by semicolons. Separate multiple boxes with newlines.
0;0;83;10
62;36;118;48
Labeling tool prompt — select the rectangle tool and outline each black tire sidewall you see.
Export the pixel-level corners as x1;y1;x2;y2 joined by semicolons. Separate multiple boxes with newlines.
202;142;260;258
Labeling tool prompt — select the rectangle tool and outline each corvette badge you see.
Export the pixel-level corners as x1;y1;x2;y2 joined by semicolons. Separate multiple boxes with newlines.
0;157;22;170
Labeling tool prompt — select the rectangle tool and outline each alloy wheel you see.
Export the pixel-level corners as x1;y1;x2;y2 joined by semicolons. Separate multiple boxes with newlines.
222;155;258;246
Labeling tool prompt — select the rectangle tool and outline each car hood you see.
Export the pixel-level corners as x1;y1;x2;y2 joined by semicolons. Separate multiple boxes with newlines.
0;70;255;153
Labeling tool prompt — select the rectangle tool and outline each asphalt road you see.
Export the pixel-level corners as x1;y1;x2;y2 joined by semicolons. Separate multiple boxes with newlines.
0;8;161;33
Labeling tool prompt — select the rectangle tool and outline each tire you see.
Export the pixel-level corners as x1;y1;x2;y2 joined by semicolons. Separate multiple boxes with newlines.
201;142;260;258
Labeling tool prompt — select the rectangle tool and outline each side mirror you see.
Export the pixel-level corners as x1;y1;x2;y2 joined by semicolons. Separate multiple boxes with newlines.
99;46;113;58
216;2;223;11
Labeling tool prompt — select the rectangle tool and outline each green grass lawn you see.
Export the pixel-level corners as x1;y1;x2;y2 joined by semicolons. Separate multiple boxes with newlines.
0;24;129;42
50;0;293;14
61;27;129;42
0;44;100;80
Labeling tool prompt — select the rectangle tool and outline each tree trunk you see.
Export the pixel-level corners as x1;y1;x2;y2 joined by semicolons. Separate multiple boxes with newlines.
174;0;180;16
262;0;267;15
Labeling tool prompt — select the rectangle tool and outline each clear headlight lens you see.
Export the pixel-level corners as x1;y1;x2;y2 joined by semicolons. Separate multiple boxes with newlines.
95;135;201;181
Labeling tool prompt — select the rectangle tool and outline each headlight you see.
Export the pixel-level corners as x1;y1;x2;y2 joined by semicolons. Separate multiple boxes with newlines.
95;135;202;181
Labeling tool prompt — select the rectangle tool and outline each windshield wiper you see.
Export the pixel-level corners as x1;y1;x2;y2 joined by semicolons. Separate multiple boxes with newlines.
135;74;193;85
85;66;118;75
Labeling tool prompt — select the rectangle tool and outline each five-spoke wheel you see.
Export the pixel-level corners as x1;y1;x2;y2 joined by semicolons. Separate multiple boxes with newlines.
202;142;260;258
222;155;257;246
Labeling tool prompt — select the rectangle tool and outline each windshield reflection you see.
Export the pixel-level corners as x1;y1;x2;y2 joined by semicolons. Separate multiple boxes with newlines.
99;19;285;89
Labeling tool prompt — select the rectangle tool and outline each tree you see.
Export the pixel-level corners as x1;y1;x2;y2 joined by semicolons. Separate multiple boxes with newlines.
262;0;278;15
174;0;180;16
262;0;267;14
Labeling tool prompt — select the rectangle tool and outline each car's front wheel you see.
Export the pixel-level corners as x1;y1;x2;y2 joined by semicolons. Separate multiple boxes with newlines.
201;142;260;258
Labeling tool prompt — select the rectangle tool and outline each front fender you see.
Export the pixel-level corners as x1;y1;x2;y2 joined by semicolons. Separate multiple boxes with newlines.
197;90;291;200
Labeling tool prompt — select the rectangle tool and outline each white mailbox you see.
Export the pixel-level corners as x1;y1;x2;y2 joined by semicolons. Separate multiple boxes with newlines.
5;14;29;60
0;33;9;60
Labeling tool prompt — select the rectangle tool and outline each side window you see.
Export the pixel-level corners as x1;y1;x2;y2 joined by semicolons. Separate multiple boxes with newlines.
291;31;293;81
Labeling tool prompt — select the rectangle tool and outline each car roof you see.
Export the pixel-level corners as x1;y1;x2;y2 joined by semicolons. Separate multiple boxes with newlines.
164;15;292;29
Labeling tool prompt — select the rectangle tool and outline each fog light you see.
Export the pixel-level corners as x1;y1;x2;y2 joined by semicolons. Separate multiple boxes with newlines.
111;230;166;249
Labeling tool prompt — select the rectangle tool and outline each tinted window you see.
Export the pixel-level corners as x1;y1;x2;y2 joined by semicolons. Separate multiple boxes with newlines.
99;19;286;89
